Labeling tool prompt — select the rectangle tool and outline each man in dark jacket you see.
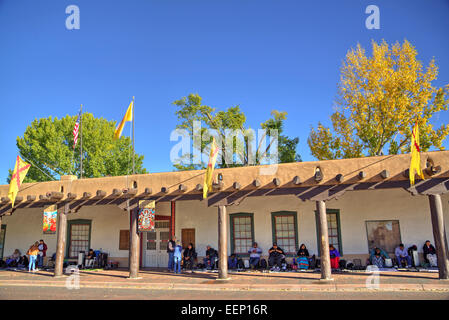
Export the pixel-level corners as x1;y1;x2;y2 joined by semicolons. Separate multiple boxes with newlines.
268;243;285;271
203;245;218;270
183;243;197;272
423;240;437;265
167;236;176;272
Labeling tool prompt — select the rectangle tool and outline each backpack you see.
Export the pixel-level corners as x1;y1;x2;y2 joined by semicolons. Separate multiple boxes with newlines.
260;258;267;269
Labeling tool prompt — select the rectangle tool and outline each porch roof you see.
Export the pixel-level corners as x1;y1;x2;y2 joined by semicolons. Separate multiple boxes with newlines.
0;150;448;214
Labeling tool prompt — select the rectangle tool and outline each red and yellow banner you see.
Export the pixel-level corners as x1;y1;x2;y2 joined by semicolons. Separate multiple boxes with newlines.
8;155;31;208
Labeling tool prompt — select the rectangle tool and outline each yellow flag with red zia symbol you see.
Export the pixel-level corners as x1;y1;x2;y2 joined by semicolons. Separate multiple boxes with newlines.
203;137;220;199
8;155;31;208
113;100;133;140
409;122;425;186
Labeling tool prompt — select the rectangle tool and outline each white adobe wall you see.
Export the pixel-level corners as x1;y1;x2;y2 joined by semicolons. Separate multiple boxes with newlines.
2;189;449;261
1;201;172;259
175;189;449;258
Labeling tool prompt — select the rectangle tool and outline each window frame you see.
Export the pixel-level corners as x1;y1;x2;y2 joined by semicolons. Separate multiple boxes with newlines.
271;211;298;256
229;213;255;256
315;208;343;256
66;219;92;258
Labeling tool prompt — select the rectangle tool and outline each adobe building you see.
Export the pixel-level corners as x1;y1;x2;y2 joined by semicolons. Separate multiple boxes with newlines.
0;151;448;280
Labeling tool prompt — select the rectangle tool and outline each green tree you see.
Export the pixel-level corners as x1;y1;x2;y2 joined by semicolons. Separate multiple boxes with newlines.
308;39;449;160
173;94;301;170
10;113;146;183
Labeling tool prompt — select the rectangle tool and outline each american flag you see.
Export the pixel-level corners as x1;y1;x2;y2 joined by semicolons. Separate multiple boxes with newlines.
73;112;81;149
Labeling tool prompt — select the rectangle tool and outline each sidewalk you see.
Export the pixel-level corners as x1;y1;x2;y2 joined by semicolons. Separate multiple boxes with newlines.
1;268;448;292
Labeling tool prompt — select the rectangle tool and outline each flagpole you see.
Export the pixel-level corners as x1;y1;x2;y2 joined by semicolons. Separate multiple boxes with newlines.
132;96;135;175
80;104;83;179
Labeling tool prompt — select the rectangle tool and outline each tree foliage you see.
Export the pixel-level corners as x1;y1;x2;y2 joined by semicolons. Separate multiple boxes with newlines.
308;39;449;160
173;94;301;170
10;113;146;183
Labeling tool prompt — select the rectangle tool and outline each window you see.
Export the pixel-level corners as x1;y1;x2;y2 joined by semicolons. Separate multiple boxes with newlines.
315;209;342;255
67;220;91;258
271;212;298;254
119;230;129;250
230;213;254;255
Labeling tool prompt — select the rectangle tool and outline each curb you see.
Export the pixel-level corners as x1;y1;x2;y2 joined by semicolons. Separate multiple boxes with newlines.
1;281;448;292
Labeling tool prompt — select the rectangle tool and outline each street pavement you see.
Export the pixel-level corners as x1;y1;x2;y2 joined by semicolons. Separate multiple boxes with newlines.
0;268;448;300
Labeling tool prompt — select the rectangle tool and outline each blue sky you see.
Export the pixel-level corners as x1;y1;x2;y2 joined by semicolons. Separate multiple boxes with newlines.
0;0;448;183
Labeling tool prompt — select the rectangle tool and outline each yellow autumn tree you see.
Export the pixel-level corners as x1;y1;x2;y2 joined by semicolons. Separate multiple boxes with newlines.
308;39;449;160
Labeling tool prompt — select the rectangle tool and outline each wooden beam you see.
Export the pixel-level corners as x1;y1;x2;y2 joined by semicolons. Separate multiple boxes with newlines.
82;192;92;199
1;197;9;203
67;193;77;200
217;205;229;280
123;188;138;198
233;182;241;190
129;208;140;279
54;203;68;277
335;174;344;183
112;189;123;197
428;194;449;279
15;196;23;203
49;192;64;201
96;190;107;198
26;195;36;202
316;200;332;281
144;188;152;195
213;181;224;191
253;179;261;188
293;176;301;185
178;184;187;192
358;171;366;180
273;178;281;187
380;170;389;179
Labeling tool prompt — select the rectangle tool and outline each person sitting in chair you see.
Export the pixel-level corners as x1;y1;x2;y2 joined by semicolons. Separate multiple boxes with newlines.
296;244;310;270
329;245;340;269
395;244;412;268
183;243;197;272
268;243;285;271
85;249;96;268
423;240;437;267
370;248;385;268
248;242;262;269
228;254;238;270
6;249;21;267
203;245;218;270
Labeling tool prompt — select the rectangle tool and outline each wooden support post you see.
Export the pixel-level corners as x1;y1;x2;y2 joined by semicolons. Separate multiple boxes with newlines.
217;205;229;280
128;208;140;279
54;203;68;277
428;194;449;280
316;200;332;280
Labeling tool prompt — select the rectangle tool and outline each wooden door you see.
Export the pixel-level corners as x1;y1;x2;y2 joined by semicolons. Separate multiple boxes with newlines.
182;228;195;249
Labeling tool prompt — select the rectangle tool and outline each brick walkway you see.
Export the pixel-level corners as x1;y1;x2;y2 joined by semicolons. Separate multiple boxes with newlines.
1;268;448;292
